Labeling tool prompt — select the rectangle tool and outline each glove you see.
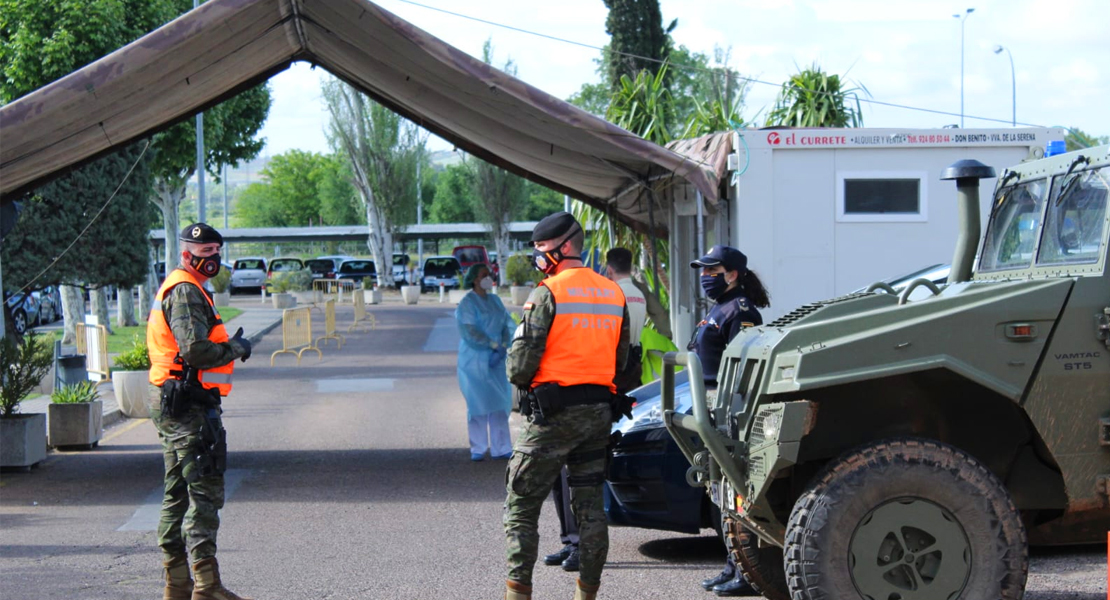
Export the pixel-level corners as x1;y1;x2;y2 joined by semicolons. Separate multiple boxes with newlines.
231;327;252;362
489;347;506;368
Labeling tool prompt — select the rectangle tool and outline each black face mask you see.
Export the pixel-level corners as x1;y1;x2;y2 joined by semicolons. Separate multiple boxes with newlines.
701;273;728;300
531;227;579;275
189;252;222;278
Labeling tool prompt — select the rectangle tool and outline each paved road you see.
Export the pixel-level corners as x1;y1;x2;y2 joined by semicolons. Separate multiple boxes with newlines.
1;303;1105;599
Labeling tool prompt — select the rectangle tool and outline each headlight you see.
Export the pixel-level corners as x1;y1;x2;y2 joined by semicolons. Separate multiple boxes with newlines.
778;366;795;381
762;411;782;440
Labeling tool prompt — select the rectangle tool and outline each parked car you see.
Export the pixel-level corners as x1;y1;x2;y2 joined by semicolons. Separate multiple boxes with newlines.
267;258;305;279
4;290;42;336
452;245;490;275
305;258;339;280
421;256;461;293
391;253;412;286
335;259;377;283
230;257;267;294
604;370;718;534
31;286;63;325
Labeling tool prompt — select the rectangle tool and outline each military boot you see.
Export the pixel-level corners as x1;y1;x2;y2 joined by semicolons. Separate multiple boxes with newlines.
162;555;194;600
505;579;532;600
191;558;253;600
572;579;600;600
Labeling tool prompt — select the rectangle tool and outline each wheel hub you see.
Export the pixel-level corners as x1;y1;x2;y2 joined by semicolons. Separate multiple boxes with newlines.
849;497;971;600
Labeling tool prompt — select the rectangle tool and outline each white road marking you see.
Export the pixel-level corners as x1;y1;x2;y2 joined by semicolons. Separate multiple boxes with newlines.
117;469;248;531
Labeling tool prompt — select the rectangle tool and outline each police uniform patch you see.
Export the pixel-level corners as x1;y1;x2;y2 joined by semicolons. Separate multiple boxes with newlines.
523;302;534;311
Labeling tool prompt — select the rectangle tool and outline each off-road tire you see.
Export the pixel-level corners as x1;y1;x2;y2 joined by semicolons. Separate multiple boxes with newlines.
725;517;789;600
784;438;1028;600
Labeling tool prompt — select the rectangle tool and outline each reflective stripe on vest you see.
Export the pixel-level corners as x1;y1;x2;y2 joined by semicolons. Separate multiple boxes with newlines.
147;269;234;395
533;268;625;392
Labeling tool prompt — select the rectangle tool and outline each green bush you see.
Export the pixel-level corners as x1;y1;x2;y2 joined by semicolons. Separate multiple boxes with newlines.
362;276;375;290
504;254;541;286
271;270;312;293
51;381;99;404
209;268;232;293
112;335;151;371
0;333;53;417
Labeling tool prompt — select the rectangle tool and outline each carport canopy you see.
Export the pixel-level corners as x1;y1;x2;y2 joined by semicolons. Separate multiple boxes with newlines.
0;0;725;235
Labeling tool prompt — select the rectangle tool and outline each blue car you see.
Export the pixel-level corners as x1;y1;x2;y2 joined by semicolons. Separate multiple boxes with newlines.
605;370;720;535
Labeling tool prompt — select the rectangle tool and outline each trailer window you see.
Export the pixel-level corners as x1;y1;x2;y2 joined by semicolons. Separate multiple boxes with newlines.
1037;165;1109;267
836;171;927;222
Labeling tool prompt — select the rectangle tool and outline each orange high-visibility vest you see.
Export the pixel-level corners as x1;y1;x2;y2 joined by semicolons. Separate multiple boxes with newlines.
147;269;234;396
533;267;625;393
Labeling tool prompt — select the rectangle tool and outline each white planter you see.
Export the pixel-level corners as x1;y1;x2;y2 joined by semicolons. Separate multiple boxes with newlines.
363;289;382;305
48;400;103;448
212;292;231;307
112;370;150;418
448;289;468;304
400;285;420;305
1;414;47;469
510;286;531;305
272;293;296;309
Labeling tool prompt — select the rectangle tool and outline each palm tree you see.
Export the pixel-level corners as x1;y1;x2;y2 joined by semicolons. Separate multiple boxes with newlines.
765;64;868;127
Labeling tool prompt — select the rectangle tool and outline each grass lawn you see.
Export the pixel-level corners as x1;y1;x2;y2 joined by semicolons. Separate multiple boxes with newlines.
49;306;243;354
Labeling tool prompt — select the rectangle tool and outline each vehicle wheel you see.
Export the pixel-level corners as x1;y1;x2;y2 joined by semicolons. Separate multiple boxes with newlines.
12;309;27;335
785;438;1027;600
726;517;789;600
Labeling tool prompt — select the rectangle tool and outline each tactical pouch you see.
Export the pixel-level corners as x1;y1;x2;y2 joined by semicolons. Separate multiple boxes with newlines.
186;414;227;483
533;383;563;417
159;380;191;419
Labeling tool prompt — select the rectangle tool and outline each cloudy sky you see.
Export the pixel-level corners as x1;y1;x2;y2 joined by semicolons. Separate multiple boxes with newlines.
256;0;1108;156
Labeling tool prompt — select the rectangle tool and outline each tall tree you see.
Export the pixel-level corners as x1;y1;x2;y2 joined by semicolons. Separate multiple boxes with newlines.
428;164;478;224
1064;127;1108;151
149;85;271;268
765;64;867;127
323;77;425;287
603;0;675;91
469;40;529;285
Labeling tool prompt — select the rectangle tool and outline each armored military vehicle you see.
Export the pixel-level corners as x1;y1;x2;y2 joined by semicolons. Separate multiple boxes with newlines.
661;145;1110;600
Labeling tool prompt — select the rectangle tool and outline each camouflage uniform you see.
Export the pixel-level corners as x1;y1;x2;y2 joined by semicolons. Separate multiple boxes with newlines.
149;275;249;563
504;285;629;587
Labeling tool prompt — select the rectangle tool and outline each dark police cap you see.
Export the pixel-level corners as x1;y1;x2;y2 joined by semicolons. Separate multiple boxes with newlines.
531;211;581;243
691;245;747;274
179;222;224;245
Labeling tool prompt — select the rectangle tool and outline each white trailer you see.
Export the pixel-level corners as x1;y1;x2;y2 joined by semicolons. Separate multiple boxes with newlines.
666;127;1064;345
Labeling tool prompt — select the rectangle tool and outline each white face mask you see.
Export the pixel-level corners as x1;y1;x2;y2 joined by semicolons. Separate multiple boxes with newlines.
479;277;494;291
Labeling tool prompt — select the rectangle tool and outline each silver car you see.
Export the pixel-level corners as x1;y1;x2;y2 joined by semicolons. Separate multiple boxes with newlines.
230;257;267;294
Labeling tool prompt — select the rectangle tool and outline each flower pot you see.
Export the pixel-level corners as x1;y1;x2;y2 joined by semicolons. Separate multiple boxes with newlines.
363;289;382;305
1;414;47;469
400;285;420;305
272;293;296;309
510;286;531;305
48;400;103;448
212;292;231;307
112;370;150;418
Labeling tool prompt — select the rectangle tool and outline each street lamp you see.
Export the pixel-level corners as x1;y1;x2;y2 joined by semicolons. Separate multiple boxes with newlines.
953;8;975;128
993;44;1016;126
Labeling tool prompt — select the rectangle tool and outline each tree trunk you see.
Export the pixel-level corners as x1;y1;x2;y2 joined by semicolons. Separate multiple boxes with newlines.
139;241;158;322
90;287;114;334
60;285;84;345
495;229;511;286
117;287;138;327
154;180;186;268
362;192;394;287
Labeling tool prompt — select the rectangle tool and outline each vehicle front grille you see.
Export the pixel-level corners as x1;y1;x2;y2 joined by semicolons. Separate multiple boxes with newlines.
767;292;869;327
750;414;765;446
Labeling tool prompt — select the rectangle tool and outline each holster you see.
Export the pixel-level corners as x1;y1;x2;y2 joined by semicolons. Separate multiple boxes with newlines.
186;410;227;484
160;363;221;419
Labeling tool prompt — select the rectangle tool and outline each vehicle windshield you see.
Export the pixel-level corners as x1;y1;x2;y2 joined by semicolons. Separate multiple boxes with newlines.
424;259;460;277
339;261;375;274
1037;165;1109;266
393;255;409;266
270;259;303;272
234;259;264;270
454;248;484;264
978;178;1049;271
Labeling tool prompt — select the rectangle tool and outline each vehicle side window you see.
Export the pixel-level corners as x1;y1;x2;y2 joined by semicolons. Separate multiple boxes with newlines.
979;178;1048;272
1036;165;1109;267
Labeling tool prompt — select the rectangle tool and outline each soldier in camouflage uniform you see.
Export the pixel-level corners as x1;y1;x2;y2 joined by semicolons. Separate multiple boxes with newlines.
504;213;630;600
147;223;252;600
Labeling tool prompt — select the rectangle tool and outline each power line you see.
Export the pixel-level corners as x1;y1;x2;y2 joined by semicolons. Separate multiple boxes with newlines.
390;0;1052;128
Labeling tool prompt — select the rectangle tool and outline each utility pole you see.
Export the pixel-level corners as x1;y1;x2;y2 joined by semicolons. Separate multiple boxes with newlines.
194;0;206;223
223;163;229;229
953;8;975;128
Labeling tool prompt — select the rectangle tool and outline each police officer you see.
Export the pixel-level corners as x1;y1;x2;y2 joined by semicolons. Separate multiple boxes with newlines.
504;212;631;600
542;247;647;574
147;223;252;600
690;245;769;597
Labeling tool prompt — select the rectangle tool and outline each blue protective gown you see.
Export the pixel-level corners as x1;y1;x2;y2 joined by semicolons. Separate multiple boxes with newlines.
455;290;515;418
